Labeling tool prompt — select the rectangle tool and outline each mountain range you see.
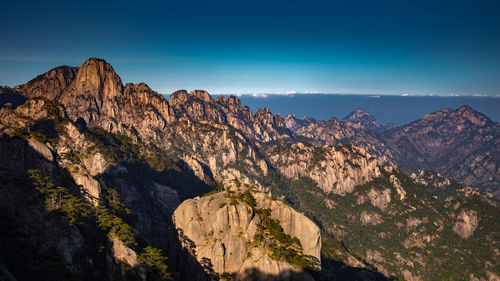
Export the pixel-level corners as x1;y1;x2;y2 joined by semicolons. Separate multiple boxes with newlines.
0;58;499;281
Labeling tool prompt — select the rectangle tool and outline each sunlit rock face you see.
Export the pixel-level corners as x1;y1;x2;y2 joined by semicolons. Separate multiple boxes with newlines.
173;190;321;281
264;142;382;194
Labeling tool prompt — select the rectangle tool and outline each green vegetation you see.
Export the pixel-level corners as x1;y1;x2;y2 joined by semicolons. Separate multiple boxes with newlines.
11;127;30;138
253;208;319;270
241;190;256;207
27;169;172;279
202;189;219;197
263;169;500;280
220;271;233;280
28;169;91;226
85;127;177;172
138;246;171;281
60;151;82;164
96;206;137;248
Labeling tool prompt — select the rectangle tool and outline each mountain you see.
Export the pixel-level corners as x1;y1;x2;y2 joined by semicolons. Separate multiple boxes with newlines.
1;58;499;281
381;106;500;197
287;106;500;198
343;109;383;133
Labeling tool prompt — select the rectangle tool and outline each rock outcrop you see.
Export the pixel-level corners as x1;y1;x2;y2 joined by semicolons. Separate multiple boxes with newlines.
264;142;381;194
453;210;479;239
173;189;321;280
15;65;78;100
58;58;174;141
284;114;393;162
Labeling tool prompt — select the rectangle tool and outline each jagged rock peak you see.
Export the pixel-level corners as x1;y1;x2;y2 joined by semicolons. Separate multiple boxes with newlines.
70;58;124;98
169;89;189;106
190;90;214;103
455;105;491;126
343;108;382;131
227;95;242;107
344;108;371;120
16;65;79;100
169;89;215;105
215;94;226;104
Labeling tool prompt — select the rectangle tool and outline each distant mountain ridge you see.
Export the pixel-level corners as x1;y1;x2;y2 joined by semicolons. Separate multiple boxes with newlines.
287;106;500;197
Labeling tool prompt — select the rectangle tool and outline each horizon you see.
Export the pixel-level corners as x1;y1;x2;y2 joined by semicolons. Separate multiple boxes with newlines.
3;58;500;98
2;0;500;96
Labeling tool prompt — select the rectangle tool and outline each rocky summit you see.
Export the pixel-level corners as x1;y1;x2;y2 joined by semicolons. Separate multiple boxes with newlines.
1;58;499;281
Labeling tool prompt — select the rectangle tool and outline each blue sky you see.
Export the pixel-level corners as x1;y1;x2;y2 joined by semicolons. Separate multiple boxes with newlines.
1;0;499;95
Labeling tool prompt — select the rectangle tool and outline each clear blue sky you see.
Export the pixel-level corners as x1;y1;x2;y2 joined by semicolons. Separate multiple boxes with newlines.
1;0;499;95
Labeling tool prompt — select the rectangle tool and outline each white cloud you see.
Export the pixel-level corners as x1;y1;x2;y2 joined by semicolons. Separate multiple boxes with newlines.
251;93;269;98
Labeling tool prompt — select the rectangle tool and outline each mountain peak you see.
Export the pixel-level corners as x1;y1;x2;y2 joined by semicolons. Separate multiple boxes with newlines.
343;108;381;131
424;106;492;127
16;65;78;100
68;57;123;99
190;90;214;103
455;105;491;126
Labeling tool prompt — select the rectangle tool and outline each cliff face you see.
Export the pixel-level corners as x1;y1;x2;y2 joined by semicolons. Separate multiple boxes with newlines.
173;188;321;281
264;142;382;194
58;58;175;142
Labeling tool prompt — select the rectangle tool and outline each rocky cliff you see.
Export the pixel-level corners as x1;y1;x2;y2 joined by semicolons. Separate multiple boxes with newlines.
264;142;382;194
173;187;320;281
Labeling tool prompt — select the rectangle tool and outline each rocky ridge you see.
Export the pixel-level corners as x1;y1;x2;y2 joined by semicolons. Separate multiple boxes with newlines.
264;142;383;194
286;106;500;197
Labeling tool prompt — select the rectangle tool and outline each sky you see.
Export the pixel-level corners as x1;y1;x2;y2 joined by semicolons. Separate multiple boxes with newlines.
1;0;499;96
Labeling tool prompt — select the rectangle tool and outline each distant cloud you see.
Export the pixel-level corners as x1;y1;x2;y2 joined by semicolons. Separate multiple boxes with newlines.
251;93;269;98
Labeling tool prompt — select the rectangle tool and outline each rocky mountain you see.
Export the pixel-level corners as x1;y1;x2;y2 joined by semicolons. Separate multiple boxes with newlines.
284;113;393;161
343;109;383;133
286;106;500;198
381;106;500;197
169;89;290;143
1;58;499;281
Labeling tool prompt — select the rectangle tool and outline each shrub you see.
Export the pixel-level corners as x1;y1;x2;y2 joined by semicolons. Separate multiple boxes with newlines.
30;130;47;143
241;190;256;207
138;246;171;280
